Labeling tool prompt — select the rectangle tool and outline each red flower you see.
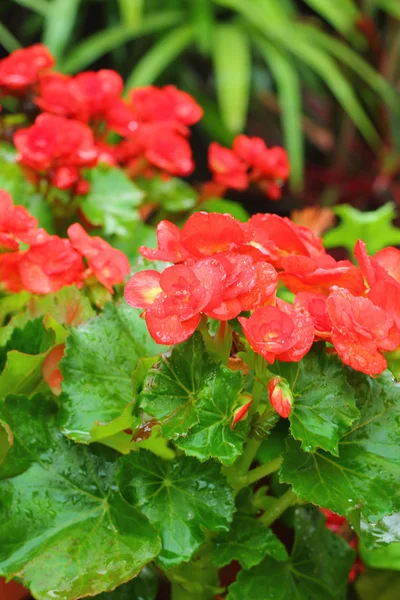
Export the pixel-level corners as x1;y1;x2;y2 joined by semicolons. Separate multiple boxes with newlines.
14;114;98;190
180;212;245;258
140;124;194;176
294;292;331;339
0;44;54;95
130;85;203;127
68;223;130;292
280;254;366;296
238;303;314;364
248;214;325;268
36;73;85;120
0;190;38;250
139;220;190;263
267;377;294;418
233;135;268;165
326;287;400;375
374;247;400;283
208;142;248;190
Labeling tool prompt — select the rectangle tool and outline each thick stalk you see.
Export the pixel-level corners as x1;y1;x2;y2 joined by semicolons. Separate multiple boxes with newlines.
259;488;298;527
245;456;282;486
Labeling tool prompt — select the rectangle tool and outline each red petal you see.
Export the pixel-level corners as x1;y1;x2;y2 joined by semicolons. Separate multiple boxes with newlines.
145;311;200;345
124;270;161;309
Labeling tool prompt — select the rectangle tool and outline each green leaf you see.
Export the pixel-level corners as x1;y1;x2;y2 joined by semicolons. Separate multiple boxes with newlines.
0;394;161;600
81;165;143;237
11;0;49;16
227;506;354;599
270;348;359;456
255;37;304;192
281;371;400;523
324;202;400;256
118;0;143;28
118;450;234;568
112;221;157;264
199;198;249;221
190;0;214;54
0;318;56;398
302;0;359;38
359;512;400;549
60;303;166;443
43;0;81;61
62;12;181;73
378;0;400;19
0;420;12;465
360;541;400;571
138;175;198;213
125;25;193;89
213;23;251;134
94;565;158;600
140;333;247;465
210;513;288;569
356;568;400;600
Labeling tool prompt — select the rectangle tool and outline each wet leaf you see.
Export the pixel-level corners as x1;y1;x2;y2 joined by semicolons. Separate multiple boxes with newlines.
281;372;400;523
227;506;354;600
0;394;161;600
118;450;234;568
60;303;165;443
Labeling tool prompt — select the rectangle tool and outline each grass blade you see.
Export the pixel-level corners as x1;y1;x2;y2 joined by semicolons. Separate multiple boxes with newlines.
0;21;21;52
378;0;400;18
61;12;181;73
118;0;143;27
302;0;359;38
255;36;304;192
43;0;81;61
125;25;193;89
190;0;214;54
213;23;251;134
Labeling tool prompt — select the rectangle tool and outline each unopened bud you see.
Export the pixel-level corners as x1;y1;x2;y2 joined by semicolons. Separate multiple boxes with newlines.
232;397;253;428
267;377;293;418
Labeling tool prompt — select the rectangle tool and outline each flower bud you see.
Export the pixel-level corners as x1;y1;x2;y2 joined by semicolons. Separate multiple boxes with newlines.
232;397;253;428
267;377;293;418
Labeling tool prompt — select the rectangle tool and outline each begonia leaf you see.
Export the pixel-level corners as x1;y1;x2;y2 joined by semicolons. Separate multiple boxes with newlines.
324;202;400;256
356;569;400;600
81;164;143;236
118;450;235;568
0;394;161;600
0;419;12;464
0;318;56;398
227;506;354;600
209;513;288;569
60;303;165;443
271;348;359;455
281;371;400;523
139;333;247;464
28;286;96;327
138;176;197;213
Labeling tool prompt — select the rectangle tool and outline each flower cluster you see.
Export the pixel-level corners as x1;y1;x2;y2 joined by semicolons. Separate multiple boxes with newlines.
0;190;129;294
125;211;400;377
0;45;289;201
208;135;290;200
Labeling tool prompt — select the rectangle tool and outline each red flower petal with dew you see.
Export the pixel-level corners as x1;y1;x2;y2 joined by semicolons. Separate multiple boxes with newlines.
208;142;248;190
374;247;400;284
145;310;200;345
294;292;332;339
139;220;189;263
181;212;245;258
124;271;162;309
238;262;278;310
239;305;295;364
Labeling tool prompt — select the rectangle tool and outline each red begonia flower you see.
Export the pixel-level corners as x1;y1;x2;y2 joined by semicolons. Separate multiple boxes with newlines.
294;291;331;339
130;85;203;127
73;70;123;120
124;270;162;309
253;146;290;181
276;299;315;362
18;236;85;294
354;240;390;288
36;73;86;120
374;247;400;283
42;344;65;396
105;98;139;137
14;114;98;179
369;280;400;333
141;124;194;176
181;212;245;257
0;189;38;250
0;251;24;292
267;377;294;418
145;311;200;345
326;287;400;375
208;142;248;190
248;214;325;268
239;303;313;364
68;223;130;292
0;44;54;94
237;262;278;311
153;264;211;321
139;220;190;263
280;254;365;295
233;135;268;166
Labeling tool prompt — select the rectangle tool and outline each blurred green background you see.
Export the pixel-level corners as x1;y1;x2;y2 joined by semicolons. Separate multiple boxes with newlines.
1;0;400;200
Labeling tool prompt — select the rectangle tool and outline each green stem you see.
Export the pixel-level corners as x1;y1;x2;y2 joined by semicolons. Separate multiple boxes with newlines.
233;378;264;479
245;457;282;486
171;584;206;600
259;488;298;527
